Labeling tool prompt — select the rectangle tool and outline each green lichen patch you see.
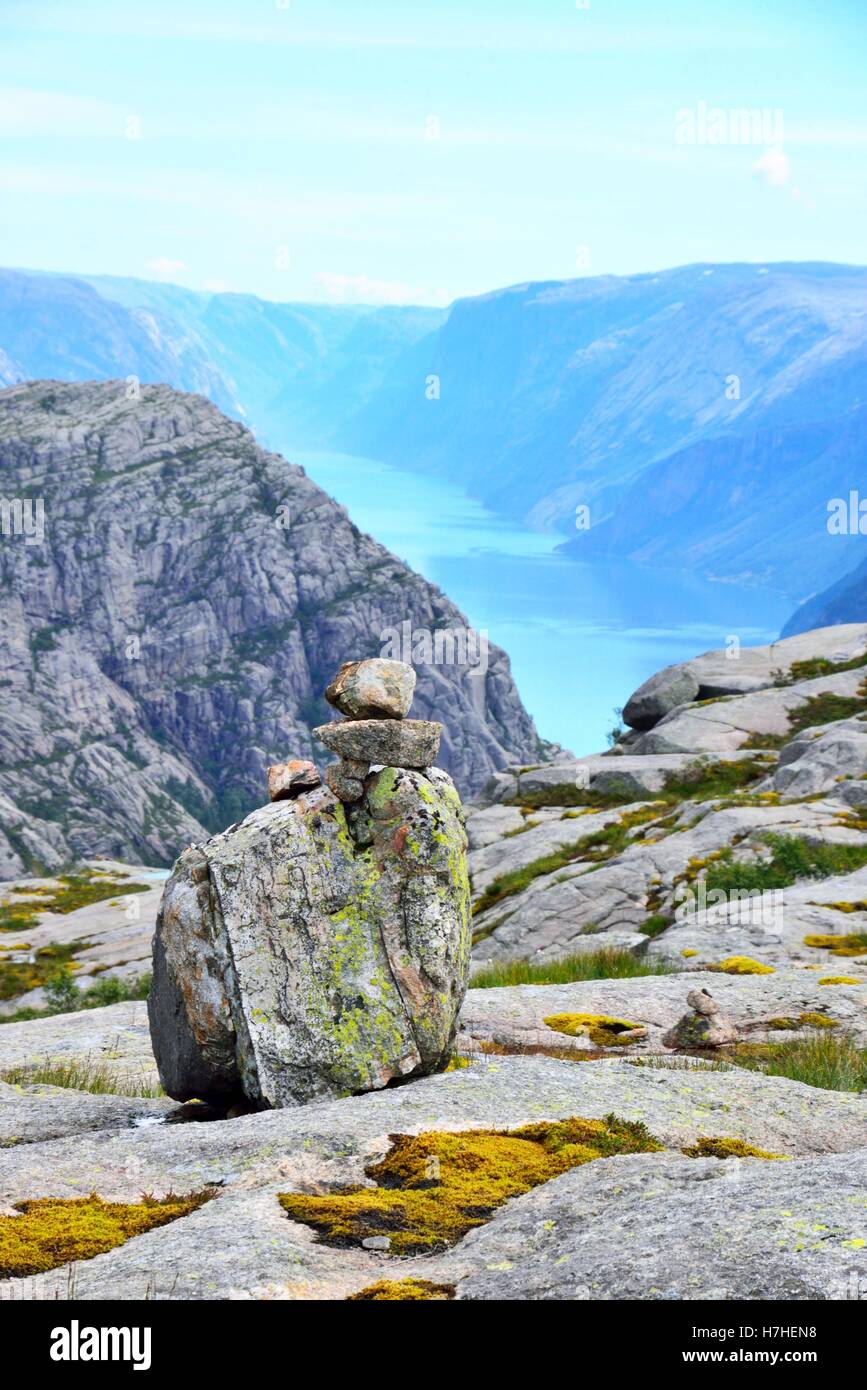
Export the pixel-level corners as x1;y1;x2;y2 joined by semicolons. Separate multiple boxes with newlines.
347;1278;456;1300
682;1137;788;1160
279;1114;663;1254
0;1192;211;1278
543;1012;645;1047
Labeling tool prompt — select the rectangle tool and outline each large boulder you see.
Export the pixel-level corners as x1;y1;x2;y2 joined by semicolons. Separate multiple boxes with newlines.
623;665;700;730
148;766;471;1109
622;624;867;731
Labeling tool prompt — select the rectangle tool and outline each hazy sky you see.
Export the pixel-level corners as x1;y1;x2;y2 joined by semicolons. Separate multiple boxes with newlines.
2;0;865;304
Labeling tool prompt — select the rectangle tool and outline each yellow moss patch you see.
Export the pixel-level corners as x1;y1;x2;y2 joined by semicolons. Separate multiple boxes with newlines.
707;956;775;975
444;1056;471;1071
820;976;863;986
804;933;867;958
279;1115;662;1255
0;1193;211;1278
682;1137;788;1160
821;901;867;914
681;948;698;958
543;1012;645;1046
347;1278;455;1301
767;1012;839;1031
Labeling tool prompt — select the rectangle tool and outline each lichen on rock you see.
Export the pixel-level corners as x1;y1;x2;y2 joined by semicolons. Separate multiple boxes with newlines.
149;765;471;1109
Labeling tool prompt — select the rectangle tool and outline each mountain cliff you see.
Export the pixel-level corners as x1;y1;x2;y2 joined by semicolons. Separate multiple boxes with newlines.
782;554;867;636
339;262;867;597
0;380;542;877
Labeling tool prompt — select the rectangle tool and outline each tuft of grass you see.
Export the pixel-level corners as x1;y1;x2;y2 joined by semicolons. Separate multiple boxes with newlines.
732;1029;867;1092
702;834;867;897
745;683;867;750
469;947;675;989
0;1056;163;1098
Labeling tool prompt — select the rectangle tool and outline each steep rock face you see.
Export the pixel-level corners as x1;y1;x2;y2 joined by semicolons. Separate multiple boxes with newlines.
340;263;867;594
0;380;542;876
149;765;471;1108
782;556;867;637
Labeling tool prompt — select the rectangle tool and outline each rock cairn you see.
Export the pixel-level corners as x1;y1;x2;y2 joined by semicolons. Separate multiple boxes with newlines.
663;989;739;1050
149;658;470;1110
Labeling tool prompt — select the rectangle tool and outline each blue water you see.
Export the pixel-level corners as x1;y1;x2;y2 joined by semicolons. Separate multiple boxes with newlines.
288;449;791;756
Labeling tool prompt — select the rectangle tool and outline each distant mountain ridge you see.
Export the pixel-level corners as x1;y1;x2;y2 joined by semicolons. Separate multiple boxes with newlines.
339;262;867;598
0;267;444;444
2;261;866;603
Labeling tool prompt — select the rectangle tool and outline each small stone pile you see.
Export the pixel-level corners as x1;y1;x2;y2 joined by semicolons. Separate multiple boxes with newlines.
663;989;739;1049
265;657;441;805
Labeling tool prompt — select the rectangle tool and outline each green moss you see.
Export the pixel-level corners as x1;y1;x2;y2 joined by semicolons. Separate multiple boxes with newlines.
682;1137;788;1160
638;913;670;939
348;1278;455;1301
0;970;151;1024
0;1192;210;1277
0;940;86;1001
279;1115;663;1254
543;1012;645;1046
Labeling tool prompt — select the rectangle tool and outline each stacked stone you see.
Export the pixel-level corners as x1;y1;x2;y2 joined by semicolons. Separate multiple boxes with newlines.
314;658;442;801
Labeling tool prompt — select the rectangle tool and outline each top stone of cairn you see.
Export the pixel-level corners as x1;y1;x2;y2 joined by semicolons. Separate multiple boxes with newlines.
325;657;416;721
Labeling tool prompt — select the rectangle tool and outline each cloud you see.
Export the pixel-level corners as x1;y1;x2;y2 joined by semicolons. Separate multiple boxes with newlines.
144;257;187;278
752;148;790;187
314;272;449;307
0;87;120;136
